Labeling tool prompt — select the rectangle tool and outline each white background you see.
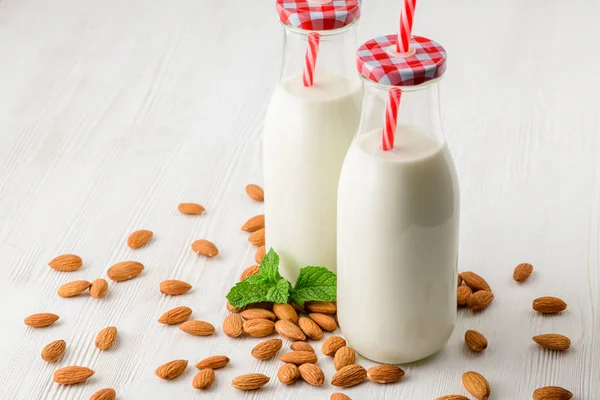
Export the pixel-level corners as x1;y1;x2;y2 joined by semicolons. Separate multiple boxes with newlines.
0;0;599;399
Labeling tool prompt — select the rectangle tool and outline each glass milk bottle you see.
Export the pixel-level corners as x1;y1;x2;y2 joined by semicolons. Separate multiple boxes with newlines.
337;35;460;363
263;0;362;283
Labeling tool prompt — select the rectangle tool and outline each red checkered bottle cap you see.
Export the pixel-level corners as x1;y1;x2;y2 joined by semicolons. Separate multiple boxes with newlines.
356;35;447;86
276;0;361;31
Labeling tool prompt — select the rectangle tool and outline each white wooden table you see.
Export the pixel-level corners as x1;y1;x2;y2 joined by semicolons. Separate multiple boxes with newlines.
1;0;599;398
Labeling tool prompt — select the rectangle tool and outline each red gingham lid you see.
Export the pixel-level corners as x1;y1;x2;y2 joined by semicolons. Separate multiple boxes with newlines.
276;0;361;31
356;35;447;86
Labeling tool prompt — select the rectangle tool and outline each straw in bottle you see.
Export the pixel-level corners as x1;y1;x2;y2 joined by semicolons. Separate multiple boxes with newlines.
381;87;402;151
303;32;321;87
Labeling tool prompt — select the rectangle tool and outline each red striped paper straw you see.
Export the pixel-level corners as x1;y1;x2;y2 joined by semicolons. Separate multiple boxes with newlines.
303;32;321;87
396;0;417;53
382;87;402;151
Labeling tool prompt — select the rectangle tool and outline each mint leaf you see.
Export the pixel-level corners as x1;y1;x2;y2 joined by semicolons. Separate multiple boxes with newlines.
266;279;292;304
291;266;337;306
244;274;268;285
259;248;281;284
226;281;271;308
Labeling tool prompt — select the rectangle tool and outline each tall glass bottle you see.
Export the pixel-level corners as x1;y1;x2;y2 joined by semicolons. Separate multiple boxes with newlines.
263;0;362;283
337;35;460;363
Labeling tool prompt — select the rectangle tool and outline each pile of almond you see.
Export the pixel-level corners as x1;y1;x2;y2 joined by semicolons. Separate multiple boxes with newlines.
22;185;577;399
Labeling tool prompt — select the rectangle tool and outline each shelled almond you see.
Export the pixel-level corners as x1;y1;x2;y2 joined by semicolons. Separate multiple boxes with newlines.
279;351;318;365
309;313;337;331
158;306;192;325
299;363;325;386
241;214;265;232
533;296;567;314
57;280;91;298
460;271;491;292
160;280;192;295
462;371;490;400
231;373;270;390
251;338;282;360
53;366;95;385
255;246;266;263
457;285;472;306
532;386;573;399
331;364;367;388
240;308;276;321
49;254;82;272
243;319;275;337
322;336;347;356
196;355;230;370
95;326;117;350
192;369;215;389
291;341;314;352
179;320;215;336
178;203;205;215
275;319;306;341
513;263;533;282
467;290;494;311
155;360;188;380
532;334;571;351
273;303;299;324
465;330;488;352
367;365;405;384
278;363;300;385
191;240;218;257
107;261;144;282
89;388;116;400
240;265;260;281
24;313;59;328
306;301;337;314
41;340;66;362
334;346;356;371
245;184;264;202
127;229;153;249
223;313;244;338
248;228;265;246
298;316;323;340
89;278;109;298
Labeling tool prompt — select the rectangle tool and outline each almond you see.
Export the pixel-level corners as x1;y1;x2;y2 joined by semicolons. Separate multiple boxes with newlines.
223;313;244;338
245;184;264;202
298;316;323;340
457;285;472;306
533;386;573;400
179;320;215;336
240;265;260;281
322;336;347;356
461;271;491;292
160;280;192;295
155;360;188;380
127;229;153;249
226;300;243;313
462;371;490;400
306;301;337;314
53;366;95;385
240;308;276;321
232;373;270;390
158;306;192;325
435;396;470;400
192;368;215;389
248;301;274;310
24;313;59;328
57;280;91;298
273;303;299;324
291;341;314;352
513;263;533;282
334;346;356;371
331;394;352;400
465;330;488;352
367;365;405;384
89;388;116;400
299;363;325;386
457;273;463;286
275;319;306;342
196;355;230;370
309;313;337;331
533;334;571;351
41;340;66;362
89;279;108;298
191;239;218;257
243;319;275;337
279;351;318;365
248;228;265;247
467;290;494;311
49;254;82;272
95;326;117;350
331;364;367;388
252;338;282;360
241;214;265;232
255;246;266;263
107;261;144;282
278;363;300;385
178;202;205;215
533;296;567;314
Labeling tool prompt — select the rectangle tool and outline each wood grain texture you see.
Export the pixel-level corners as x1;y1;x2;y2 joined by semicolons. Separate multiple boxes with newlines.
0;0;599;398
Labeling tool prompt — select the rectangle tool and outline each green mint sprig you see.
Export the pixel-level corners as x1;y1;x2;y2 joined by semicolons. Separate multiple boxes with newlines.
226;248;336;308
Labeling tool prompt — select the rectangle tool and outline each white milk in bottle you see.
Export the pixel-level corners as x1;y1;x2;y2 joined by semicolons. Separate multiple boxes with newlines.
337;35;459;363
263;0;362;283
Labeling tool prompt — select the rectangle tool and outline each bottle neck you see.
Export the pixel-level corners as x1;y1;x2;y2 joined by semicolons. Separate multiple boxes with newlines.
358;79;445;144
280;23;359;85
